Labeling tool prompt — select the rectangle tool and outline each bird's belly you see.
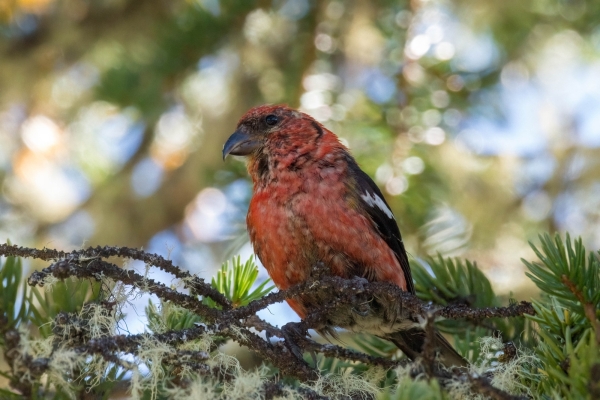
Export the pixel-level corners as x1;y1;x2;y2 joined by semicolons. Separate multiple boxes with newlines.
248;194;317;290
247;182;405;316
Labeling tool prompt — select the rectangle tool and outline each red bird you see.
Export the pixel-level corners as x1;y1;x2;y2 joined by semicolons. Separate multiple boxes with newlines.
223;104;466;367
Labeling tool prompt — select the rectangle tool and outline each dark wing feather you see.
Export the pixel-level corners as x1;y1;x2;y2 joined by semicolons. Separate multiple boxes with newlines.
347;158;415;294
345;158;468;367
388;328;469;367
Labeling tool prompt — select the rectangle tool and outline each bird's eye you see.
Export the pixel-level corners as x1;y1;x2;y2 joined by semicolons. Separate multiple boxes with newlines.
265;114;279;126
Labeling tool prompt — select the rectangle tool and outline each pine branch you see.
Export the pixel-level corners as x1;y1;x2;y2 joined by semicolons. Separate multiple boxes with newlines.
0;243;231;309
467;374;528;400
0;243;544;399
561;274;600;345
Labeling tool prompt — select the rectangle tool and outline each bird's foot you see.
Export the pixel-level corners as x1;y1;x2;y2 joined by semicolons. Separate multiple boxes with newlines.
281;322;309;363
309;261;330;280
351;300;372;317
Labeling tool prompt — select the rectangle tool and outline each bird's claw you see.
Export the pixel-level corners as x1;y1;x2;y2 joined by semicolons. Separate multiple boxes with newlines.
310;261;330;280
352;301;371;317
281;322;308;363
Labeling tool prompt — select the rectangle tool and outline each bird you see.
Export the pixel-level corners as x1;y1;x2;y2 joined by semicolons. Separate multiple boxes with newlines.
223;104;467;368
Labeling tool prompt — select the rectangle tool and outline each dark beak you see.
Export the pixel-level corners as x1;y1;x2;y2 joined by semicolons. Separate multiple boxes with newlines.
222;130;260;160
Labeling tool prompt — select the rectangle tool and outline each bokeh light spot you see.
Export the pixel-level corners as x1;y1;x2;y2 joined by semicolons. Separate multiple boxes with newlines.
131;157;164;198
386;176;408;196
21;115;61;154
424;127;446;145
403;157;425;175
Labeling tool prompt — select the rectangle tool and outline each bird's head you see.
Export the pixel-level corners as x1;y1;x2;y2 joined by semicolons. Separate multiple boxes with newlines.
223;105;344;178
222;104;321;159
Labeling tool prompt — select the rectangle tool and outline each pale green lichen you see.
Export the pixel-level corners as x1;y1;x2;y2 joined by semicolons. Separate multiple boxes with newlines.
221;364;270;399
303;369;382;399
40;274;60;291
81;302;118;339
447;336;538;400
384;336;540;400
131;334;178;400
46;349;86;398
165;378;219;399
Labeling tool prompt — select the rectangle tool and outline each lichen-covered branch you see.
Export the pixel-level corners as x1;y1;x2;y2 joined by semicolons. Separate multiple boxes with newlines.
467;374;529;400
0;243;535;399
0;243;231;308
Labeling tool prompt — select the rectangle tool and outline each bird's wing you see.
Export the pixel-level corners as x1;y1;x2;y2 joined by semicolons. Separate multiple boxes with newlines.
347;158;415;294
387;327;468;367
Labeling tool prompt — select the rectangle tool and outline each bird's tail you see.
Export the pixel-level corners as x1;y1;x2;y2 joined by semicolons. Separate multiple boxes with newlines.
388;327;468;368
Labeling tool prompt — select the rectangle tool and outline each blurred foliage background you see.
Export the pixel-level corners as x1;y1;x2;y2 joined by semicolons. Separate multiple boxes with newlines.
1;0;600;321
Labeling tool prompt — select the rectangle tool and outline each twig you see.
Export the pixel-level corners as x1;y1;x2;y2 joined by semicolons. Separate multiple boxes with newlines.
467;374;529;400
435;301;536;320
242;316;400;369
221;323;319;381
421;314;437;377
28;258;221;321
562;274;600;345
0;243;231;308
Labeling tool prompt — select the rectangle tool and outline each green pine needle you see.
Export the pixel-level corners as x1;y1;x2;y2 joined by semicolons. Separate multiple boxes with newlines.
0;254;31;331
522;233;600;396
412;255;497;308
523;233;600;314
206;255;274;308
